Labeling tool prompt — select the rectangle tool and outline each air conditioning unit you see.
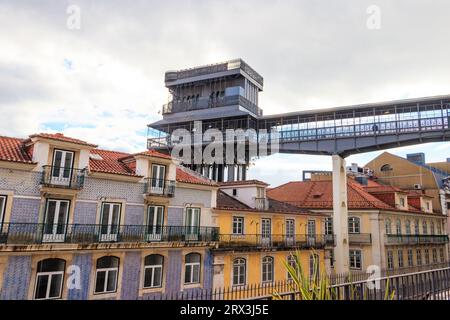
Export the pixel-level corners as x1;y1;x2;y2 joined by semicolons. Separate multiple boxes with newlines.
414;184;422;190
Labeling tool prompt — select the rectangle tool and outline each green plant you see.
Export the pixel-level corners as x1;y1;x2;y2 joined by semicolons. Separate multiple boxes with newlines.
273;250;395;300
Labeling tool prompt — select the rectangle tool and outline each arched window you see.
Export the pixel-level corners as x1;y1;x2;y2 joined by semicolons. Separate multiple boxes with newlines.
287;254;297;280
262;256;274;283
144;255;164;288
405;220;411;235
232;258;246;286
414;219;420;235
396;219;402;235
348;217;361;234
184;253;201;284
34;258;66;300
385;219;392;235
95;256;119;294
380;164;392;172
422;220;428;235
309;253;320;279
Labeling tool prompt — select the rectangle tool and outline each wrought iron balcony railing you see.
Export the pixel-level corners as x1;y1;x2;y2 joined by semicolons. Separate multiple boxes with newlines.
385;234;449;245
349;233;372;245
0;223;219;245
217;234;334;250
144;178;175;197
40;166;86;190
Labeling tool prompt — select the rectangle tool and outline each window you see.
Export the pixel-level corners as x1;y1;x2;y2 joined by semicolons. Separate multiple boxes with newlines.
416;249;422;266
422;221;428;235
432;249;438;264
385;219;392;235
397;250;404;268
0;195;7;226
407;249;413;267
94;256;119;294
43;199;70;243
144;255;164;288
232;189;237;196
185;207;201;234
430;222;435;235
34;259;65;300
399;197;405;207
285;219;295;240
405;220;411;235
309;253;320;280
396;219;402;235
184;253;201;284
325;217;333;235
147;206;164;240
424;249;430;265
387;251;394;270
287;255;297;280
349;250;362;270
426;202;430;211
51;149;74;186
262;256;274;283
348;217;360;234
440;248;445;262
437;223;442;235
414;219;420;235
380;164;392;172
232;217;244;235
100;202;121;242
232;258;246;286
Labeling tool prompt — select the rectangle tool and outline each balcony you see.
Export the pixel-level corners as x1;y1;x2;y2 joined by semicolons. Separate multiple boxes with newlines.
0;223;219;245
349;233;372;245
40;166;86;190
385;234;449;245
216;234;334;251
255;198;269;210
144;178;175;197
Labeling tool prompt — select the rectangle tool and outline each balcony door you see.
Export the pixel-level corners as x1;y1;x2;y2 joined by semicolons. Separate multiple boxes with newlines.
51;150;74;186
285;219;295;245
43;199;70;243
185;207;200;241
307;220;316;246
261;218;271;246
146;206;164;241
99;203;121;242
151;164;166;194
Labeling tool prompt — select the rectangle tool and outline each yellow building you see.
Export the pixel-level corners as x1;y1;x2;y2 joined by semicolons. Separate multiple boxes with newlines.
268;174;449;275
211;180;330;290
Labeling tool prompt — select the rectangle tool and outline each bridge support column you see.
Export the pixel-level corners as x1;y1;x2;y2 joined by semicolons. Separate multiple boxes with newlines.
332;154;350;274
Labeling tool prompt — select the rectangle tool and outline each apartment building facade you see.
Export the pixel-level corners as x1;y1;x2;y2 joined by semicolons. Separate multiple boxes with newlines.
212;180;331;289
0;133;218;300
267;175;449;274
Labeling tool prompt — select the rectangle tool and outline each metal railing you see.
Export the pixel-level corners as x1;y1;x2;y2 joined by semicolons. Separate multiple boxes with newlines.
385;234;449;245
349;233;372;245
142;265;450;300
0;223;219;245
144;178;175;197
41;166;86;189
216;234;334;250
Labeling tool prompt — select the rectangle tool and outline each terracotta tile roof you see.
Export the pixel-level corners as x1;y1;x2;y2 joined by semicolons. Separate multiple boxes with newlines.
89;149;139;177
28;133;97;148
126;150;172;160
0;136;34;164
218;180;269;187
364;185;406;193
216;190;251;210
267;180;395;210
176;166;218;186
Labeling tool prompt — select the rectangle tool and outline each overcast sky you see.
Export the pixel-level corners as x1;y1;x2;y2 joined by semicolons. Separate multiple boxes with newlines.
1;0;449;186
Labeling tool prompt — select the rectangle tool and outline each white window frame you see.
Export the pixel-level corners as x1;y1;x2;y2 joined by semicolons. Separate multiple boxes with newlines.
396;219;402;235
348;217;360;234
397;250;404;268
146;205;164;241
422;220;428;235
424;249;430;265
325;217;333;235
432;249;438;264
0;195;7;226
94;258;119;294
99;202;121;242
143;255;164;289
349;250;362;270
184;253;201;284
405;220;411;235
385;219;392;235
232;217;244;235
387;251;394;270
407;249;413;267
34;270;65;300
287;255;296;280
416;249;422;266
42;199;70;243
232;258;246;286
261;256;274;283
51;149;74;186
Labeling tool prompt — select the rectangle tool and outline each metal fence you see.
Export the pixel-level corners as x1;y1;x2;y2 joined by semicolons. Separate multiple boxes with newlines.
141;264;450;300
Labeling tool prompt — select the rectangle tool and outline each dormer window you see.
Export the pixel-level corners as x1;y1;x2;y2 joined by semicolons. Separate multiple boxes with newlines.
51;149;74;186
150;164;166;194
399;197;405;208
